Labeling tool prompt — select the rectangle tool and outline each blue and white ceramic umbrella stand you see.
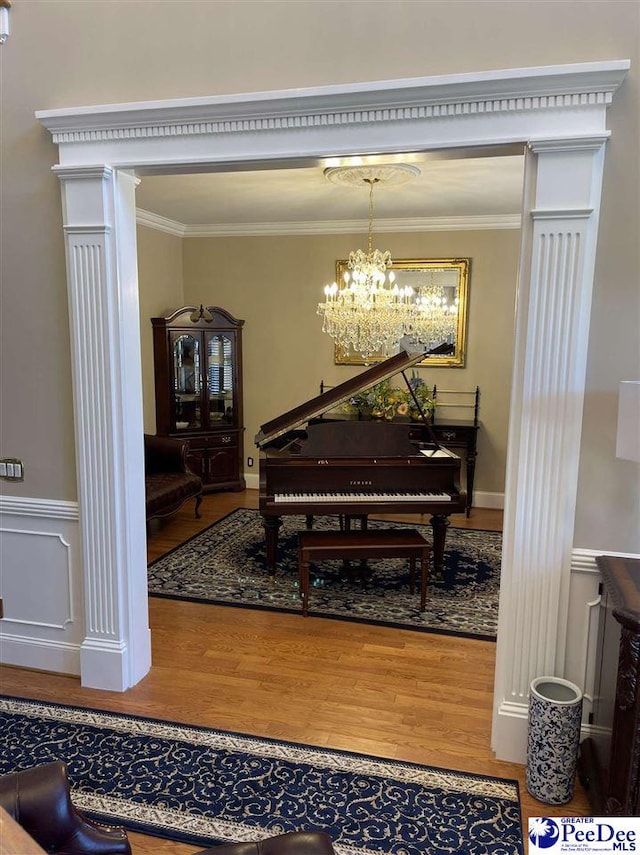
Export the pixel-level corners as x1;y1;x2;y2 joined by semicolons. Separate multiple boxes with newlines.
526;675;584;805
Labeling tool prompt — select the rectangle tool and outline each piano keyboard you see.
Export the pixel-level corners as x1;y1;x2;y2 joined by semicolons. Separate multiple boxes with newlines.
273;490;452;504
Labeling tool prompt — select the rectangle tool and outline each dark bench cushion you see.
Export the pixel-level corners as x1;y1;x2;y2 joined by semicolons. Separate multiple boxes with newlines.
145;470;202;519
144;434;203;521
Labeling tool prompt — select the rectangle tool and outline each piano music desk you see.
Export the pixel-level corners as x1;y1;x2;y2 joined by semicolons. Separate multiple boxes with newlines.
298;529;430;617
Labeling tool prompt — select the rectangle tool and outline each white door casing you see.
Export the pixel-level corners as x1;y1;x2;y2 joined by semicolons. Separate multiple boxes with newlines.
37;61;629;759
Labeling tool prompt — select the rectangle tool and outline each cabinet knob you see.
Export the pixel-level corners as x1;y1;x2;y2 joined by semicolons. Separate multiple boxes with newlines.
221;435;231;444
442;431;457;441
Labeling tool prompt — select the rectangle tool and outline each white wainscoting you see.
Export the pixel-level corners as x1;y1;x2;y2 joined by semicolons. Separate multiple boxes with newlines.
0;497;83;675
0;492;630;737
565;549;605;722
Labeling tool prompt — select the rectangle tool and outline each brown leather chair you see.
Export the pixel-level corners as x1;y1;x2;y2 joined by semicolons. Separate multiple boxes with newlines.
0;762;337;855
0;761;131;855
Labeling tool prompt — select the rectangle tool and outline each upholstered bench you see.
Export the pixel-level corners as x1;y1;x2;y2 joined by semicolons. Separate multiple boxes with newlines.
298;529;430;616
145;433;203;522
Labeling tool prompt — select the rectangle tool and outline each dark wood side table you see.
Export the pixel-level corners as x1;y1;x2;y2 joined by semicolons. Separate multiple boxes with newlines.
578;555;640;815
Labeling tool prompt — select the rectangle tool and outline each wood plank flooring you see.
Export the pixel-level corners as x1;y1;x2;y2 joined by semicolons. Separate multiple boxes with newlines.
0;490;590;854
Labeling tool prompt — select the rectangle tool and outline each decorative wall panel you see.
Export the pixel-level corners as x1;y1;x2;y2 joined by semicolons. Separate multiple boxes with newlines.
0;498;82;674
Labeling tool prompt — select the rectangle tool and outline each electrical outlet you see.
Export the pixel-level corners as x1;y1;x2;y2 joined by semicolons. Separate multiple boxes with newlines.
247;457;254;467
0;458;24;482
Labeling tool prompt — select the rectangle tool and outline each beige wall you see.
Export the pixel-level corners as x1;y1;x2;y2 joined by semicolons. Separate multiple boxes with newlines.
178;230;519;495
136;227;185;435
1;0;638;550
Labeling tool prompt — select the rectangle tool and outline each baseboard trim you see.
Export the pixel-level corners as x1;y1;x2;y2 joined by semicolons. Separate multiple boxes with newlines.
473;491;504;510
492;699;529;763
244;473;260;491
0;632;81;675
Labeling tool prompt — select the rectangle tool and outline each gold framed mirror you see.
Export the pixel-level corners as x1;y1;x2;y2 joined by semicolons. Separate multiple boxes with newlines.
334;258;470;367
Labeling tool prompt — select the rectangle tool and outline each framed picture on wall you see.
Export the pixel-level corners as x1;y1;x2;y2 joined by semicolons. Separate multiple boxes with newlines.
333;258;470;367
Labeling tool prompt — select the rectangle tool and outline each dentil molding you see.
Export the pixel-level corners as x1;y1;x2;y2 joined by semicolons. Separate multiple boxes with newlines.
36;61;629;144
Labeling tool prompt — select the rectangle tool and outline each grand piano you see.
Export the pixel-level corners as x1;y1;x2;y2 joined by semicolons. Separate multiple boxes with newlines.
255;348;466;576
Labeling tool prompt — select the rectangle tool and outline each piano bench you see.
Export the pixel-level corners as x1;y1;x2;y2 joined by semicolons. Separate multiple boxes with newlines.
297;529;430;617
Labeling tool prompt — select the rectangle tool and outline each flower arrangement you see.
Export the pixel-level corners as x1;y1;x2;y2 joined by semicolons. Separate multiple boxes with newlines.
346;372;435;422
406;372;436;422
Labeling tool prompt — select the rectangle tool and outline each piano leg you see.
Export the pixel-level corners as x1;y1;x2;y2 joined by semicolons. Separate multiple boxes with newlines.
342;515;370;579
262;514;282;575
430;513;451;582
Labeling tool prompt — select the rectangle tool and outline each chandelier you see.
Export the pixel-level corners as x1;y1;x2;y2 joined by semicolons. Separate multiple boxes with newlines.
317;165;459;359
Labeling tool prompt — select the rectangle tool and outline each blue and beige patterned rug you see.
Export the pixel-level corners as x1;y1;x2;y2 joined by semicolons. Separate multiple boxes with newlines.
0;696;523;854
148;509;502;639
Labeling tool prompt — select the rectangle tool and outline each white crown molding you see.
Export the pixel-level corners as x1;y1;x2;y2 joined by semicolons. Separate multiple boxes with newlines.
136;209;521;238
37;61;629;145
136;209;186;236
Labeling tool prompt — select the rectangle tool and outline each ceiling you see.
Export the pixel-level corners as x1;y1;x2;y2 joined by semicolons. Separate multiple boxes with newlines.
135;148;526;235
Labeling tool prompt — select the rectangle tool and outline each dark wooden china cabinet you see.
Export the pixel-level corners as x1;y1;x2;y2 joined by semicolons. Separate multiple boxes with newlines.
152;305;245;492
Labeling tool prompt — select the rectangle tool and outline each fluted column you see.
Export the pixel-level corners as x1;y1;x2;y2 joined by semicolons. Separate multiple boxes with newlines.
492;137;608;761
55;165;151;690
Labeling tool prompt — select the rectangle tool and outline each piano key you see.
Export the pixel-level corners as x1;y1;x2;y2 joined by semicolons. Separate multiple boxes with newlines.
273;490;452;503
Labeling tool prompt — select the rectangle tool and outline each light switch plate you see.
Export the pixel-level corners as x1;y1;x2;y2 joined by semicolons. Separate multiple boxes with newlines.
0;458;24;482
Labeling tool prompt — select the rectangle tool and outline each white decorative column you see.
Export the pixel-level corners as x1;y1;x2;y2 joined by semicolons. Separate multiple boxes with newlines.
55;165;151;691
492;136;608;762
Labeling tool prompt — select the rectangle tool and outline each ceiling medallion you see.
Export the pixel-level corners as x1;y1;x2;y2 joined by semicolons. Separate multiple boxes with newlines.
323;163;421;188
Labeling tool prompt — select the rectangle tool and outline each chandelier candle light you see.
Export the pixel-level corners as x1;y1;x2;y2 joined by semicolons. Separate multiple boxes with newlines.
317;165;459;360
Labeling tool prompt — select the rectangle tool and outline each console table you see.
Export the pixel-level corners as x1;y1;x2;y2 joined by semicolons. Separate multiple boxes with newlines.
578;555;640;815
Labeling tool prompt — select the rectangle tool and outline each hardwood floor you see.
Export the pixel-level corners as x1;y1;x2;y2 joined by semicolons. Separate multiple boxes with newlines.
0;490;590;854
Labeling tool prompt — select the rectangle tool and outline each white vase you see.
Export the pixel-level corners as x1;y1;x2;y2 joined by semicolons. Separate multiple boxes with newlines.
526;676;583;805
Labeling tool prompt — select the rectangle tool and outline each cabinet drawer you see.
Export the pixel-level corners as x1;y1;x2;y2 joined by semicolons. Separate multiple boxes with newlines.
208;433;237;449
187;433;238;449
437;429;460;442
432;427;476;443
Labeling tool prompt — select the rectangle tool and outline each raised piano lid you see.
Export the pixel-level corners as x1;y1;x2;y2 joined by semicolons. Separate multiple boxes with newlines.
255;348;427;448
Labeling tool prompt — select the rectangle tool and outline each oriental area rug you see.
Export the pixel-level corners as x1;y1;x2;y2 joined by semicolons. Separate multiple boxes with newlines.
0;696;523;855
148;508;502;639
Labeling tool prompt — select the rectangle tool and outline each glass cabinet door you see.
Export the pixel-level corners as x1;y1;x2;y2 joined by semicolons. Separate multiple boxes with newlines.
171;333;201;430
206;333;234;424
